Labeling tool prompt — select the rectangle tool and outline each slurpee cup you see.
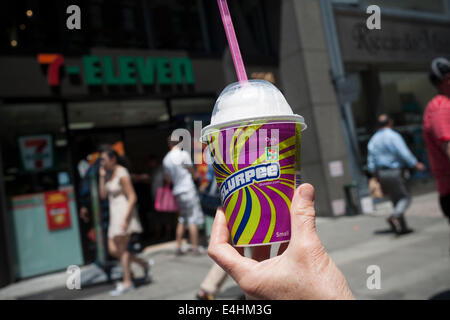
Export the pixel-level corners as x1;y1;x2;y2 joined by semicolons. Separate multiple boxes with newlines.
201;80;307;247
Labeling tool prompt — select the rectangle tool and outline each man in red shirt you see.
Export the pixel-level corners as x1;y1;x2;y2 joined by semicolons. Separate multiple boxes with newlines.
423;57;450;223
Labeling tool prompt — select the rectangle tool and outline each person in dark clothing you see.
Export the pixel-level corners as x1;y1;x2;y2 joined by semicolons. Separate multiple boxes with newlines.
78;156;113;278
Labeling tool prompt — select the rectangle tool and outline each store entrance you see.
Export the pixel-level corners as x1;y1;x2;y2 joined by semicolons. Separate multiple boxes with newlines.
66;96;216;262
0;96;215;279
349;67;436;189
70;129;123;264
0;103;84;279
69;124;178;264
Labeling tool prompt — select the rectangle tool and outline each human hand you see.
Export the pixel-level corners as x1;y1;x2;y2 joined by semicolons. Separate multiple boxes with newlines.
99;165;107;178
414;162;426;172
208;183;354;300
79;206;89;223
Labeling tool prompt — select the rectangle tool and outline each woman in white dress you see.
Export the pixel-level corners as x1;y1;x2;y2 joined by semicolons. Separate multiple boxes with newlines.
99;149;151;296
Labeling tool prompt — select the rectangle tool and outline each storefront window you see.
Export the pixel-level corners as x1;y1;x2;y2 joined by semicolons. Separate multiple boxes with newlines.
87;0;147;49
379;72;435;169
0;103;70;197
0;103;84;279
0;1;61;54
1;0;281;59
171;97;214;120
68;99;168;129
352;71;436;173
229;0;279;59
379;72;435;123
146;0;206;52
0;0;149;54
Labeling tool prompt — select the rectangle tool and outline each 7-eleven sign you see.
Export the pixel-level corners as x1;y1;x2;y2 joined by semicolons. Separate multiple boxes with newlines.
37;54;65;86
266;147;279;162
18;134;54;172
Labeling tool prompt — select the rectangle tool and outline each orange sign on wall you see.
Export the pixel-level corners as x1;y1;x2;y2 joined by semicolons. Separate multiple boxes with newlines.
44;191;72;231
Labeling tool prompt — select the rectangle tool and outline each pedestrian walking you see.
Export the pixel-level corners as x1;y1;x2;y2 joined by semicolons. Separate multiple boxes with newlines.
98;149;152;296
197;263;228;300
367;114;426;235
423;57;450;225
163;136;204;256
132;155;172;242
196;163;227;300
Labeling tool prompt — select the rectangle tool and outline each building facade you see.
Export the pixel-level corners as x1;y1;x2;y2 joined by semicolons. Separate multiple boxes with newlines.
0;0;281;286
1;0;449;287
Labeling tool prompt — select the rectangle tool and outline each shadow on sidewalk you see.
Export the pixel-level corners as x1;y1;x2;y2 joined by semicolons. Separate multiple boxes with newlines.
215;285;245;300
17;277;152;300
429;289;450;300
373;228;396;235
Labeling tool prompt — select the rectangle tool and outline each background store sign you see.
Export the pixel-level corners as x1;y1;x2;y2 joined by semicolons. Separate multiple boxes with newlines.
336;12;450;63
18;134;54;172
37;54;195;87
44;191;72;231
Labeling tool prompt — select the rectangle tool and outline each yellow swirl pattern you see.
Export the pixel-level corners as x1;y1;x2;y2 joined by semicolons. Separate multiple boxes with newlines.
253;185;277;243
208;121;300;246
236;187;261;245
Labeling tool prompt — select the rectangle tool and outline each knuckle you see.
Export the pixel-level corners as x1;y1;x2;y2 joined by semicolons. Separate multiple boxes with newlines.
293;201;315;217
300;215;316;230
207;245;218;260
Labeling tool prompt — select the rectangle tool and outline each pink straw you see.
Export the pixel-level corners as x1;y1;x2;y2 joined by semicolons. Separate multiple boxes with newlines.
217;0;248;83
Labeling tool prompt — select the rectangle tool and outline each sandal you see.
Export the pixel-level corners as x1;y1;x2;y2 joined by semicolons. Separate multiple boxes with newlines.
196;289;214;300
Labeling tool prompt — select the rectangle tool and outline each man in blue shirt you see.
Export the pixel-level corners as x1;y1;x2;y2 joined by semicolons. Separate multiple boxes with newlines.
367;114;425;235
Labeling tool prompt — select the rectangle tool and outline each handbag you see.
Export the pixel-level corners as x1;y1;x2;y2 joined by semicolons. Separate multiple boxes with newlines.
154;184;179;212
200;178;222;217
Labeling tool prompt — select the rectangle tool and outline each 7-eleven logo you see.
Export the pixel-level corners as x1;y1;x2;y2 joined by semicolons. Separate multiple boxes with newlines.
266;147;279;161
37;54;65;86
24;138;48;169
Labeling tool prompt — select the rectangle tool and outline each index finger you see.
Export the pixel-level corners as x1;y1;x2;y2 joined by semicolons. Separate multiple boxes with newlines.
208;208;256;284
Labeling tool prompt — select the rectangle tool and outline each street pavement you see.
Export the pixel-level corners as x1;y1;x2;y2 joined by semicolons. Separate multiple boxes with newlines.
1;190;449;300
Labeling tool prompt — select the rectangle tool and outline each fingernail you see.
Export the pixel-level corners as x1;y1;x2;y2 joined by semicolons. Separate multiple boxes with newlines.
299;184;314;202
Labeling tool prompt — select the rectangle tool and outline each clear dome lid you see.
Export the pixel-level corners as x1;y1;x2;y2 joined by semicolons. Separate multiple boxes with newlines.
201;80;306;141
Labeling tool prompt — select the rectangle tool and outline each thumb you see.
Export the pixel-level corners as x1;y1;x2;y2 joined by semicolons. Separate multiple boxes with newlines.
288;183;320;250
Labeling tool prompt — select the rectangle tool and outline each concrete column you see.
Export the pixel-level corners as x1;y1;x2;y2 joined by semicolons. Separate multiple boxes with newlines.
279;0;353;216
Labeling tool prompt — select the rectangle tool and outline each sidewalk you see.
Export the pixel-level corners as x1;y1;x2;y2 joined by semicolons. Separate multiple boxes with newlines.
1;241;243;300
1;190;449;300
